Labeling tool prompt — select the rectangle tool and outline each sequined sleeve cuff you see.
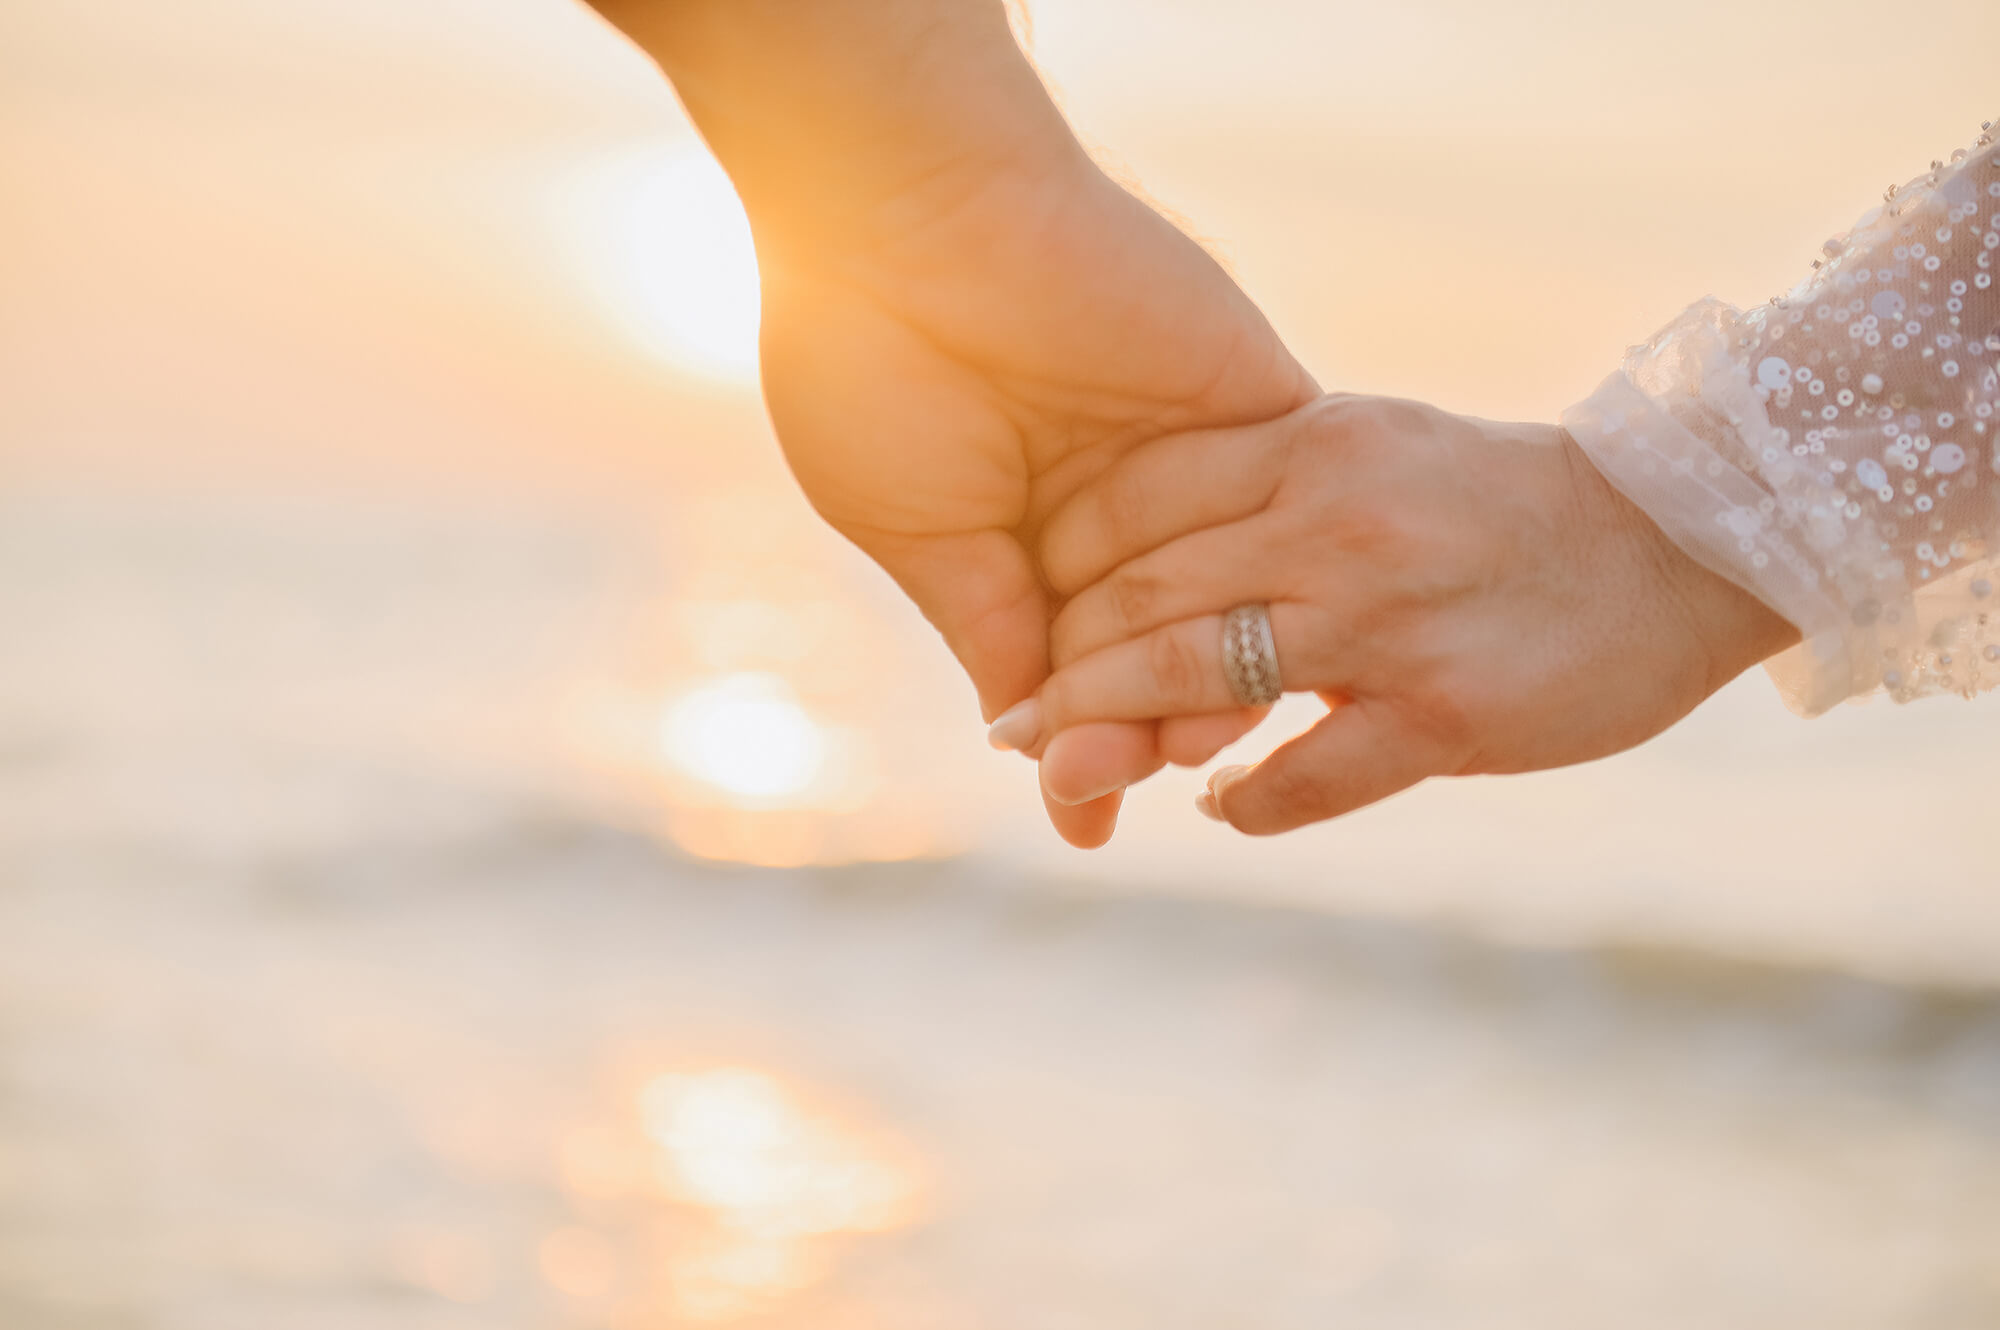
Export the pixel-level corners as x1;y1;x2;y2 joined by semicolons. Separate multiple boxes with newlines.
1563;121;2000;716
1563;363;1852;715
1560;124;2000;716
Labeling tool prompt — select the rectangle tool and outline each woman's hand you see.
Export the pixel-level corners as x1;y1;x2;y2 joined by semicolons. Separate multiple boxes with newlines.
1019;395;1800;834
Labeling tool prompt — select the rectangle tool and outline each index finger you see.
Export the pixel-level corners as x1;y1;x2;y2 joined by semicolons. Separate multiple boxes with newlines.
1037;414;1292;596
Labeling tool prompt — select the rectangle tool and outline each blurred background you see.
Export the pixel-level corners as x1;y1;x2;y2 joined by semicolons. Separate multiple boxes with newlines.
2;0;1997;1325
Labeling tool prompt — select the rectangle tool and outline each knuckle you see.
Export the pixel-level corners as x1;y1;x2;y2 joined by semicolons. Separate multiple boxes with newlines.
1282;399;1352;470
1036;680;1076;735
1096;472;1152;551
1296;394;1434;468
1297;393;1363;434
1281;397;1393;497
1146;628;1209;705
1105;568;1161;630
1329;509;1414;562
1294;394;1380;449
1047;609;1087;669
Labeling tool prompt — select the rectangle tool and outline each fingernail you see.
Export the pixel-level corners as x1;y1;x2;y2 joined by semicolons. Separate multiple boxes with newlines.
986;699;1042;753
1050;777;1126;808
1196;766;1248;822
1207;765;1251;799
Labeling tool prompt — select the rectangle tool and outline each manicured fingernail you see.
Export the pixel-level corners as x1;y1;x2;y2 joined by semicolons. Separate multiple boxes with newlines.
1050;777;1126;808
986;699;1042;753
1197;766;1248;822
1207;765;1251;800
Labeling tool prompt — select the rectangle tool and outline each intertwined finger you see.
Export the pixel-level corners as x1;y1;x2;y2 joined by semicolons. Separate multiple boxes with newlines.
1037;416;1291;596
855;527;1051;723
1156;709;1267;767
1038;709;1266;808
854;526;1137;848
1204;701;1447;835
1037;605;1337;733
1039;722;1164;809
1049;517;1290;669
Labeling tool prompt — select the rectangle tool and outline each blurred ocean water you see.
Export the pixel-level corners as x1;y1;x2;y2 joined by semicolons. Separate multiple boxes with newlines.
1;494;1996;1328
7;489;1998;980
4;753;1998;1327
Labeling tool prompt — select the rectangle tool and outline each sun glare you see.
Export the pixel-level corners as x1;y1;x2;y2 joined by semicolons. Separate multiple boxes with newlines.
571;143;763;383
663;673;827;801
547;1065;922;1322
631;1067;923;1321
640;1069;915;1236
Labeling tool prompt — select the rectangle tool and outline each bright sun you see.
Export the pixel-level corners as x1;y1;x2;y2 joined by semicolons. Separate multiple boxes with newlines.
662;673;827;802
573;143;763;384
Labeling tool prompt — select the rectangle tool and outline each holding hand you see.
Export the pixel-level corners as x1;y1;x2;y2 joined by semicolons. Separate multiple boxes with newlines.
1013;396;1800;834
588;0;1316;847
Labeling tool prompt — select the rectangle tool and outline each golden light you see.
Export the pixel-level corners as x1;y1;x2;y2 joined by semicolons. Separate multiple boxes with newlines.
662;673;827;802
557;1121;656;1202
569;142;763;383
632;1067;924;1322
664;1228;824;1323
538;1226;617;1301
639;1068;918;1238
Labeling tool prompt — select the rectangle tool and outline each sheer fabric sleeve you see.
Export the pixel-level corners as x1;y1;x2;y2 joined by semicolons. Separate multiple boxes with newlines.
1562;120;2000;715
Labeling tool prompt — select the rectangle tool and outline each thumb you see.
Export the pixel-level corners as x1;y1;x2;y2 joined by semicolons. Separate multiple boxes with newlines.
851;527;1051;722
1203;701;1445;835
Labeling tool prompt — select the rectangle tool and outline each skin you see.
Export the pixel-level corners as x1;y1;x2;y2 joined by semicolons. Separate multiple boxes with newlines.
1017;395;1801;834
582;0;1313;847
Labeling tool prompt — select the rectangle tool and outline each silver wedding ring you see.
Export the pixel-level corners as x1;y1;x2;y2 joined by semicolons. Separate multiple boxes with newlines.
1221;604;1283;707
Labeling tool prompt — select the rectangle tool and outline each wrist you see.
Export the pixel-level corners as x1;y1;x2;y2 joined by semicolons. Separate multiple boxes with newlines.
1674;556;1803;694
1560;429;1801;697
592;0;1084;257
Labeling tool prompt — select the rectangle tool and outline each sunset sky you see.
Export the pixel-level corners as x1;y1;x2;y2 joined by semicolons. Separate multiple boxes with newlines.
5;0;1999;976
10;0;1997;469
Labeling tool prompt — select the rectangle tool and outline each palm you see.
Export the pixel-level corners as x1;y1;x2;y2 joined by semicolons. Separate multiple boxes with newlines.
755;159;1312;841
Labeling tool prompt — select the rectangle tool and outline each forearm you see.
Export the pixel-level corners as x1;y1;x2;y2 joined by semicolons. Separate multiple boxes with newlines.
579;0;1083;252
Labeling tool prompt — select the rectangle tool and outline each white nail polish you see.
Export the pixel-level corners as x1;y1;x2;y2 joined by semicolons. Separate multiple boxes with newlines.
1193;789;1223;822
987;698;1042;752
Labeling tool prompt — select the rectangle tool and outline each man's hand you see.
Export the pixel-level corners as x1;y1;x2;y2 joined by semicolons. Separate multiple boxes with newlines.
759;146;1312;846
583;0;1316;845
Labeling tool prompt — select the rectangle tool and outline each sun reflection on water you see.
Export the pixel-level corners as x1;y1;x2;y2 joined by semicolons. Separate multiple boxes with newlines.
551;482;989;868
642;1069;919;1237
549;1064;925;1324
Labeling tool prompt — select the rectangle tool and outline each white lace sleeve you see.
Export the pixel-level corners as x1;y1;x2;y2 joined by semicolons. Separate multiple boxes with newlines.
1563;119;2000;715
